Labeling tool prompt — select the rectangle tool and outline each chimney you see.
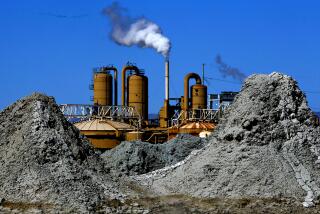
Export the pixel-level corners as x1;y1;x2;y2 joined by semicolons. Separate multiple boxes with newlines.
165;59;169;100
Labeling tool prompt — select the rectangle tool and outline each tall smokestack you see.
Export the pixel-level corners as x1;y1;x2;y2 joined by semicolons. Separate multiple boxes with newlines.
165;59;169;100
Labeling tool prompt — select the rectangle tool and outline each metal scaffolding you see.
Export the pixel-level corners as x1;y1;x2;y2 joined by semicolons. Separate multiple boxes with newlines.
59;104;142;127
170;106;226;128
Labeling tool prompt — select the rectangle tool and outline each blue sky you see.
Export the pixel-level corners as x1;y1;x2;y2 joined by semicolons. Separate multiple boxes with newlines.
1;0;320;113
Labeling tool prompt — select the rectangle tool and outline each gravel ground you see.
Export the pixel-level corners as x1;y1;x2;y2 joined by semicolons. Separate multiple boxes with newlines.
102;134;206;176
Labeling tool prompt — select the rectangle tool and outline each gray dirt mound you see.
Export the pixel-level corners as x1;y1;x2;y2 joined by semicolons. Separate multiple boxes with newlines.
215;72;316;144
0;93;128;212
102;134;206;176
135;72;320;208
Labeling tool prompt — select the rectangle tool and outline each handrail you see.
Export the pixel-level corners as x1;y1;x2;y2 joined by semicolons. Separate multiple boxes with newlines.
59;104;142;128
170;107;225;128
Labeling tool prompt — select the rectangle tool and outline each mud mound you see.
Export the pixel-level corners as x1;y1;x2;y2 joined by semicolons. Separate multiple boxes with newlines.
135;73;320;208
102;134;205;176
216;72;315;144
0;93;127;212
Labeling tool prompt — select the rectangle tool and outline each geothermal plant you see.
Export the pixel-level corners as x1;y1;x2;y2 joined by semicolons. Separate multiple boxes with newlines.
59;60;236;149
1;2;320;213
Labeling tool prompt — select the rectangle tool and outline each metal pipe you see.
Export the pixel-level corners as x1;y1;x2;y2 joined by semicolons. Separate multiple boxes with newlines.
184;73;202;111
103;67;118;106
164;60;170;127
202;63;205;84
121;65;139;106
165;60;169;100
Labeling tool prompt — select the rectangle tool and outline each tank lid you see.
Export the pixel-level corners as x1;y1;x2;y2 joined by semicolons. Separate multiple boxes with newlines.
74;119;134;131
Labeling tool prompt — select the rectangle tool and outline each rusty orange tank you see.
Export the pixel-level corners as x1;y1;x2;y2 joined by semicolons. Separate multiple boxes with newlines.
127;74;148;121
191;84;207;109
93;72;113;106
74;119;134;149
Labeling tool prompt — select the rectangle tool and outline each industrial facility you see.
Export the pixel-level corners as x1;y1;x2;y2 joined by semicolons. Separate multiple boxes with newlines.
60;60;237;149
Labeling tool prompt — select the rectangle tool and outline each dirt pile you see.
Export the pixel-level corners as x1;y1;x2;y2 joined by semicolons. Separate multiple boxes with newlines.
135;72;320;208
0;93;130;212
102;134;206;176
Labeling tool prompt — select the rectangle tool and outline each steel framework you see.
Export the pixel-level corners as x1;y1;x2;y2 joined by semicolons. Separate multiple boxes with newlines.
59;104;142;127
170;106;227;127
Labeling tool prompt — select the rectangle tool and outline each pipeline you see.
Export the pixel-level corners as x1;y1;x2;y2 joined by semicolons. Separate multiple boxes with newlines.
102;66;118;106
183;73;202;111
121;65;139;106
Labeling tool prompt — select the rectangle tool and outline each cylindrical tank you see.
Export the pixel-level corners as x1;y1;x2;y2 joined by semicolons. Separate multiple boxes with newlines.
191;84;207;109
127;74;148;120
94;72;113;105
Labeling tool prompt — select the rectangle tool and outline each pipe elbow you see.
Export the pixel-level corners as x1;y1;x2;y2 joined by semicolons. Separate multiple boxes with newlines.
183;72;202;112
184;73;202;85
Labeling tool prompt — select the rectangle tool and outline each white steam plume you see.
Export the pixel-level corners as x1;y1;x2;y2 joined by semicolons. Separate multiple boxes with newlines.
103;2;171;57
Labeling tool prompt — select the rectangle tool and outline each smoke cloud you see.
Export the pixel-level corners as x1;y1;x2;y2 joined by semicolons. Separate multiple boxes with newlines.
215;54;246;82
103;2;171;57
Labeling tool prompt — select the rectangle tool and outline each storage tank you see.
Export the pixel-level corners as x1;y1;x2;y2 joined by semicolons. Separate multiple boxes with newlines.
127;74;148;120
191;84;207;109
93;72;113;106
74;119;135;149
